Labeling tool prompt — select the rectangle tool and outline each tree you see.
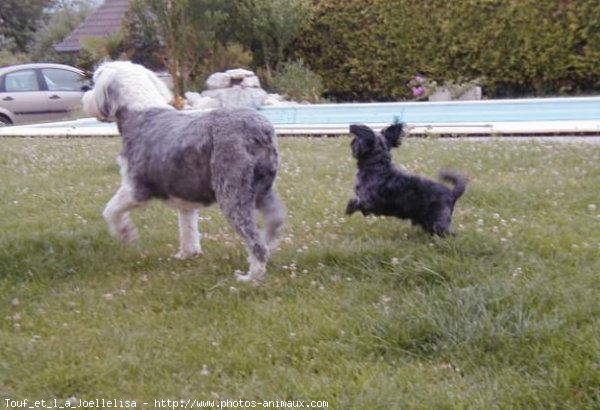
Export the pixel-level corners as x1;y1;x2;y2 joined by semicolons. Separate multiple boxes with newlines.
0;0;53;53
29;0;96;64
123;0;165;71
232;0;313;80
129;0;229;105
122;0;315;99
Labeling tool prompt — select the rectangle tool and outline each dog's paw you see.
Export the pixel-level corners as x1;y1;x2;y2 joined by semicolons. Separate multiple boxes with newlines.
234;270;263;285
345;199;359;215
235;256;266;284
173;248;202;260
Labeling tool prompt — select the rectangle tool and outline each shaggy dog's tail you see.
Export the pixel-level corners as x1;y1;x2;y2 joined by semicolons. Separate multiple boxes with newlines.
439;170;467;202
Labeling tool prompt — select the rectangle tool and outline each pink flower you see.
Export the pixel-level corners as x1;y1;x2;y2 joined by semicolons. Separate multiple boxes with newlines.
412;85;425;97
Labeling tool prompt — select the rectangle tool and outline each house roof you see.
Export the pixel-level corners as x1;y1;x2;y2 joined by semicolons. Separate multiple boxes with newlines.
55;0;130;53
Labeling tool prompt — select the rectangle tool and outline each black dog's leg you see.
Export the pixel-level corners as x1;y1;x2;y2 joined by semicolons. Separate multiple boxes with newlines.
432;207;453;237
345;198;361;215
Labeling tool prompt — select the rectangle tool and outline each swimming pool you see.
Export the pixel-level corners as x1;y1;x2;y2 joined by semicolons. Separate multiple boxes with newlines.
2;96;600;136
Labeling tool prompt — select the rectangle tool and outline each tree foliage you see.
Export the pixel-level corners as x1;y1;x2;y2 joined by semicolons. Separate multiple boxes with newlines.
125;0;313;99
0;0;53;53
29;0;96;64
126;0;230;103
231;0;314;78
4;0;600;102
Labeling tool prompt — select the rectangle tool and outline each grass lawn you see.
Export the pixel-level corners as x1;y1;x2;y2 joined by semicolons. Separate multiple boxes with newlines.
1;136;599;409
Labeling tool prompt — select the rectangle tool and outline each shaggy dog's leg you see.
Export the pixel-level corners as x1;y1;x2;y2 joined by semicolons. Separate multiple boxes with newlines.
174;209;202;260
219;197;269;283
236;217;269;284
103;184;141;243
257;188;286;251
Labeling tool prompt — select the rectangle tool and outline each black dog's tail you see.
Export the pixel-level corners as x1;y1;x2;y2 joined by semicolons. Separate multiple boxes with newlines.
439;169;467;202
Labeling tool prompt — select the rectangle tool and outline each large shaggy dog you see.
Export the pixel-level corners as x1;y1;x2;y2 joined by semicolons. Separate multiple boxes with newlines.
345;123;467;236
83;61;285;283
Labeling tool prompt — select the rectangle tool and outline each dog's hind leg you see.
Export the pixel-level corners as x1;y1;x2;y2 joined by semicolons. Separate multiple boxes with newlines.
219;194;269;284
432;207;453;237
103;184;141;243
174;209;202;260
257;188;286;252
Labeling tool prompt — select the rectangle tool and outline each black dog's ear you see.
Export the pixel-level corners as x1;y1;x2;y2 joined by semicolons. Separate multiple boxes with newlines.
382;123;405;148
349;124;376;157
350;124;376;139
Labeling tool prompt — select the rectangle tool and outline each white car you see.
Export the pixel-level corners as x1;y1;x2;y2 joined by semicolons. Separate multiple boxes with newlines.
0;63;92;126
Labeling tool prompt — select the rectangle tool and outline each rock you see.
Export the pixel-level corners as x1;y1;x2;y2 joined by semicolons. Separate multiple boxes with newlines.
185;92;221;109
225;68;255;79
457;86;482;101
185;68;294;109
428;88;452;101
241;75;261;88
201;87;268;109
205;72;231;90
429;85;482;101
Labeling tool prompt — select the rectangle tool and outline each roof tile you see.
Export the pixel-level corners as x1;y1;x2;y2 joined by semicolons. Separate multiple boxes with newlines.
55;0;130;53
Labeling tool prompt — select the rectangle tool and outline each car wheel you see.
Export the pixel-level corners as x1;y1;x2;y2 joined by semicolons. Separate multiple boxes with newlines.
0;115;11;126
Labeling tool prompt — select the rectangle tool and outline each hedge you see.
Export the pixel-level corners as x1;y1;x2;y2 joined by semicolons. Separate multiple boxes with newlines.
293;0;600;101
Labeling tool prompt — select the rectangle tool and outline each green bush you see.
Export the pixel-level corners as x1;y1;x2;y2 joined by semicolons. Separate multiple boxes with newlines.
270;59;324;102
0;50;29;67
294;0;600;100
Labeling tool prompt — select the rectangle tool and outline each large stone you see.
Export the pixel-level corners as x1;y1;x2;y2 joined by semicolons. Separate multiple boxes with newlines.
457;86;482;101
201;87;268;109
241;75;261;88
429;85;482;101
428;88;452;101
205;72;231;90
185;92;221;109
225;68;255;79
186;68;294;109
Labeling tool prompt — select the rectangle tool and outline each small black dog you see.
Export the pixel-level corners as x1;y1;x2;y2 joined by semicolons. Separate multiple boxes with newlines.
345;123;467;236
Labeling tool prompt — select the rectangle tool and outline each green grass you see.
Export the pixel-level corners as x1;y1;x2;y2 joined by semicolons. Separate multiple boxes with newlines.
1;136;599;409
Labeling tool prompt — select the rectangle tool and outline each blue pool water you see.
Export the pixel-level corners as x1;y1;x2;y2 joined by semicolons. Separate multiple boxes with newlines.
3;96;600;136
257;97;600;125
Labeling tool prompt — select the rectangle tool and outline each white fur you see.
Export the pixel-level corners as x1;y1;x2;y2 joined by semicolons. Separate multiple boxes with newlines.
166;198;203;259
82;61;173;121
236;254;266;283
102;156;140;242
174;209;202;259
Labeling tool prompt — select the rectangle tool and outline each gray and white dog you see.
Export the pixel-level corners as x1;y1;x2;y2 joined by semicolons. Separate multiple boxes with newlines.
345;123;467;236
82;61;285;283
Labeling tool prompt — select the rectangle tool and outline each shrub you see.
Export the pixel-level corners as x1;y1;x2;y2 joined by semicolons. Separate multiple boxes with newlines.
0;50;29;67
270;59;324;102
294;0;600;100
77;32;127;71
192;42;254;90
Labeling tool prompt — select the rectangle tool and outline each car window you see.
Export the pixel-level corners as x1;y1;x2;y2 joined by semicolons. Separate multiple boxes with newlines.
4;70;40;92
42;68;85;92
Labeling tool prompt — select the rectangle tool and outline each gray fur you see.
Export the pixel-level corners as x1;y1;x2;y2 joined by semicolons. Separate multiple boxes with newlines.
116;106;285;281
118;107;278;204
83;61;285;282
346;123;467;236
